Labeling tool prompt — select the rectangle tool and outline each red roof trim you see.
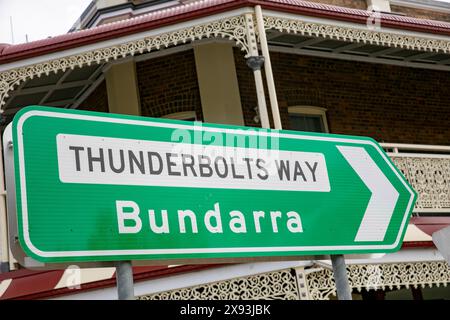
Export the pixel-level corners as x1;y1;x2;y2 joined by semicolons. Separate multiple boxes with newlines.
410;216;450;225
1;270;65;300
0;268;45;282
1;0;450;65
401;241;435;249
12;264;221;300
0;0;248;65
410;216;450;236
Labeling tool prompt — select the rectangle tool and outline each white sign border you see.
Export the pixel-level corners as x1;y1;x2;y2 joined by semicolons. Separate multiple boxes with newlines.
16;109;416;259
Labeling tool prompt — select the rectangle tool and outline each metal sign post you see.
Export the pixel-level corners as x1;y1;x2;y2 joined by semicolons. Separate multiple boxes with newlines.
115;261;135;300
331;254;352;300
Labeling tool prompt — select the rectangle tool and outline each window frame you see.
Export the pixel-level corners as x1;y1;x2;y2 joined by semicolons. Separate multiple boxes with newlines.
161;111;197;121
288;106;329;133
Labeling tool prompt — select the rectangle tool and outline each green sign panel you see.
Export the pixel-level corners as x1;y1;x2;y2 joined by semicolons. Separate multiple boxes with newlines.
9;106;416;263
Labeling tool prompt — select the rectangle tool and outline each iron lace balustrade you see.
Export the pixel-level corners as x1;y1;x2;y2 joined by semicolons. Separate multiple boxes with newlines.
381;143;450;216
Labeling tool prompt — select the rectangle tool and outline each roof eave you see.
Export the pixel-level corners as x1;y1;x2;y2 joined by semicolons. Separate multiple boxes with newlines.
0;0;250;65
2;0;450;65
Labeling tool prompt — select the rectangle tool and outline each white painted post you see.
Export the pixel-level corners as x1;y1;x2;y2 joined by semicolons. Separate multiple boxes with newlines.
255;5;282;130
244;13;271;129
0;134;9;273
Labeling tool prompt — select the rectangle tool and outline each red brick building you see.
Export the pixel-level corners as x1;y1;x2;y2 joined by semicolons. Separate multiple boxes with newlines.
0;0;449;300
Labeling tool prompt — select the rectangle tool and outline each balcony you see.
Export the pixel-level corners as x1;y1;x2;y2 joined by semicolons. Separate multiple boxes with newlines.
381;143;450;215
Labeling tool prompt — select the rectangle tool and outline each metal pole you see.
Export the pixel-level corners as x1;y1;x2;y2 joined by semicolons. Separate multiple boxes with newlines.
331;254;352;300
255;5;282;130
0;135;10;273
115;261;135;300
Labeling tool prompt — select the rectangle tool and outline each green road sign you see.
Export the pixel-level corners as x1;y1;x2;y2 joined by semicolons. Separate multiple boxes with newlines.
7;106;416;263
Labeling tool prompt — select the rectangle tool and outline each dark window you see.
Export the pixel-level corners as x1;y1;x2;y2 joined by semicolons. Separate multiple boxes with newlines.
289;113;325;133
162;111;197;122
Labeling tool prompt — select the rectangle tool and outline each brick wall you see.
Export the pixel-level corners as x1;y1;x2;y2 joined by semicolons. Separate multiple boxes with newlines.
234;48;450;145
136;49;203;120
78;80;109;113
391;5;450;22
76;49;450;146
76;50;202;119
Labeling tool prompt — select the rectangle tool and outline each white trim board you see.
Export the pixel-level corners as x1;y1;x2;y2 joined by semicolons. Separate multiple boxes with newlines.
49;247;444;300
50;260;311;300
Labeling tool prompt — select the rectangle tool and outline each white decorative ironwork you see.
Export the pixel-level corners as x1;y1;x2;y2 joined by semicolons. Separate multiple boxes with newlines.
137;261;450;300
307;261;450;300
264;16;450;53
0;15;250;110
244;13;259;57
391;156;450;211
138;269;299;300
294;267;310;300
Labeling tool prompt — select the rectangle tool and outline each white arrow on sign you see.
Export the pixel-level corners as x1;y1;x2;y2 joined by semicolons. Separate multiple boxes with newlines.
337;146;399;242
